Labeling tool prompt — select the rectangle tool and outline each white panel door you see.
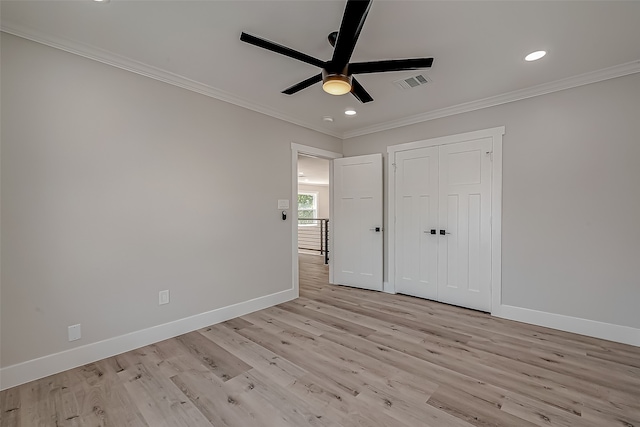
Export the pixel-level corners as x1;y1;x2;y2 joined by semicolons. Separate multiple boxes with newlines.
438;138;493;311
395;147;439;299
332;153;383;291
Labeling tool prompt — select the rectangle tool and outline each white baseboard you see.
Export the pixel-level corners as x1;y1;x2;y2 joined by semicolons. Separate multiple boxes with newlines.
493;304;640;347
0;288;296;391
383;281;395;294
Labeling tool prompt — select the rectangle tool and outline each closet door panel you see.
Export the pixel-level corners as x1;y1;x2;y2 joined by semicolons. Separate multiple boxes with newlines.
438;138;493;312
395;147;439;299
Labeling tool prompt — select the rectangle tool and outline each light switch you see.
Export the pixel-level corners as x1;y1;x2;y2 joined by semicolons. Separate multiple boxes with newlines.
278;199;290;209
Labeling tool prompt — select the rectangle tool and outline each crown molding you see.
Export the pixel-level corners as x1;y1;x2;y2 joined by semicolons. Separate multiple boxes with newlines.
0;22;343;139
3;21;639;142
343;59;640;139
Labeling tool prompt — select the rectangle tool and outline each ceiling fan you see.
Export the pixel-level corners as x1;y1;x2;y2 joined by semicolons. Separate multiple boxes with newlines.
240;0;433;104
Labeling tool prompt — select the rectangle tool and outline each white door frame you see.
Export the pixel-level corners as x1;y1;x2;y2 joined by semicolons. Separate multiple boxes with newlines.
387;127;504;313
291;143;342;297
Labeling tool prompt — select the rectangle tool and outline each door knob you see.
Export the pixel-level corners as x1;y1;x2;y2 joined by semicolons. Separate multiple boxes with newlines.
440;229;451;235
369;227;381;232
424;229;436;234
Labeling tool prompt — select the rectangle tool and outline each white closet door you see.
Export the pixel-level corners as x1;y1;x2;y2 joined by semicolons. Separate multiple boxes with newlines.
332;154;383;291
438;138;493;311
395;147;439;299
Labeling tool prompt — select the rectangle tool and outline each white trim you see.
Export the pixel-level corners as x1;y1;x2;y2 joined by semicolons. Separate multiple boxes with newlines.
387;127;504;313
0;23;342;139
382;281;395;294
291;143;343;160
0;288;296;391
291;143;342;292
387;152;396;293
386;127;505;154
493;305;640;347
491;134;504;312
344;61;640;139
328;160;335;285
3;22;638;142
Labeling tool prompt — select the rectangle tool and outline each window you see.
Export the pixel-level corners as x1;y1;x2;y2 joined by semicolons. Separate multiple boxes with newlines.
298;192;318;225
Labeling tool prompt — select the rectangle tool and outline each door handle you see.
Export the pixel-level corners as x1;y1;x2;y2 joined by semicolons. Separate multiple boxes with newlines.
423;229;436;234
369;227;382;232
440;230;451;235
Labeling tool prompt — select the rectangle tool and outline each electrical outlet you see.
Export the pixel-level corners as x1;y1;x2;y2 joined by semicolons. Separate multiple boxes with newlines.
159;290;170;305
68;324;81;342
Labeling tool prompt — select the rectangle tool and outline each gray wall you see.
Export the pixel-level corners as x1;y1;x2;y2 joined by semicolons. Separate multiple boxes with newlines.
0;34;341;368
343;72;640;329
2;30;639;371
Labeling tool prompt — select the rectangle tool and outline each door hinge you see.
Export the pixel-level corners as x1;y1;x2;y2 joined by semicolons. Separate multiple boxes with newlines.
486;151;493;161
392;162;397;172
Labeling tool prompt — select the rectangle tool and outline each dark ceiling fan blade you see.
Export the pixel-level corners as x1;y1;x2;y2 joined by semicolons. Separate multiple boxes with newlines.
330;0;372;69
349;58;434;74
240;32;325;68
282;74;323;95
350;77;373;103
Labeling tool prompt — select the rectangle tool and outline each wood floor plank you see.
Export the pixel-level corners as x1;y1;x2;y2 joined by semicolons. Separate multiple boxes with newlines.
175;331;252;382
427;384;541;427
500;392;602;427
320;329;587;418
0;386;20;427
226;369;340;427
466;337;640;395
580;404;640;427
221;317;254;332
355;383;477;427
279;301;377;338
121;361;212;427
236;325;363;398
261;305;339;336
286;372;413;427
200;323;309;387
2;253;639;426
304;281;620;355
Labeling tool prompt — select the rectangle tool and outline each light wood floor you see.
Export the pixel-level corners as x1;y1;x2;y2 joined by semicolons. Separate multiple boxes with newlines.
2;254;639;426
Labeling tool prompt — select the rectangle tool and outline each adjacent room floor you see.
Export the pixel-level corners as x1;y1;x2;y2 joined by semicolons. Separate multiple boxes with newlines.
2;254;639;426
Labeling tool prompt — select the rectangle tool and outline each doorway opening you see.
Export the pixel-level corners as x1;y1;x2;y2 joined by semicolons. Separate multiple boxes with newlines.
297;154;330;263
290;143;341;296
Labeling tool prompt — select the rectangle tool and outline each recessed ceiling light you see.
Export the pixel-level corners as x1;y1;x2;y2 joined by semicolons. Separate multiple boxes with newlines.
344;109;357;116
94;0;110;2
525;50;546;61
322;116;334;122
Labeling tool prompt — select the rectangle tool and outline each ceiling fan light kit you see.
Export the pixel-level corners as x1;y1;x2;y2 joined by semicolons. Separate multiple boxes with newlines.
322;70;352;95
240;0;433;104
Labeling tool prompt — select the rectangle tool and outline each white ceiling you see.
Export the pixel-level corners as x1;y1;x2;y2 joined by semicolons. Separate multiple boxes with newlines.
298;155;329;186
2;1;639;139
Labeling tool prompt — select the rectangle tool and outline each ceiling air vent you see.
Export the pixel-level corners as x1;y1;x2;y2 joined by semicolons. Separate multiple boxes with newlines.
393;74;431;90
